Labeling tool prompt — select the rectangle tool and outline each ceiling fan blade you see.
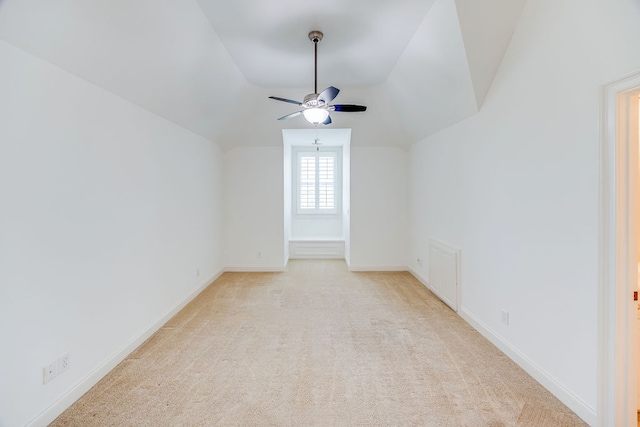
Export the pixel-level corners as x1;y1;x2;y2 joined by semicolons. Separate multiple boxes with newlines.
322;115;332;125
318;86;340;104
332;104;367;112
269;96;303;106
278;111;303;120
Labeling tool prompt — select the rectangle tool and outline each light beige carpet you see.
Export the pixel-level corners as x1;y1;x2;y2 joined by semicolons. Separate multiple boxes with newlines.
52;260;586;426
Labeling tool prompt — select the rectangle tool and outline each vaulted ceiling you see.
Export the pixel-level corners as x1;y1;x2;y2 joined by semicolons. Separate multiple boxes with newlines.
0;0;527;150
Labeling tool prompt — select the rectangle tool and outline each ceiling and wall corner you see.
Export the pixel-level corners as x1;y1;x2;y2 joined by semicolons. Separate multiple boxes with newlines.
195;0;438;88
384;0;478;142
0;0;525;150
0;0;251;142
453;0;528;108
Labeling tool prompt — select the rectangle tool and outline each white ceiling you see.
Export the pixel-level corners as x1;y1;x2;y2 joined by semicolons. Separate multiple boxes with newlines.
197;0;437;88
0;0;528;150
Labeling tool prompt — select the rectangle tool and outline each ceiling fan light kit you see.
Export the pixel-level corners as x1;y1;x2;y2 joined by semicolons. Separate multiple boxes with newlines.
302;108;329;124
269;30;367;126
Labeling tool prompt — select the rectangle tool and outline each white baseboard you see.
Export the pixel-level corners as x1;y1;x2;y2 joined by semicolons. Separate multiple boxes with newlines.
26;270;223;427
408;267;430;289
458;307;596;426
224;266;286;272
348;265;408;272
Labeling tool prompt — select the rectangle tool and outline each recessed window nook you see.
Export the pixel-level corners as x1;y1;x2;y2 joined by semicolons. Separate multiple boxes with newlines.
283;129;351;263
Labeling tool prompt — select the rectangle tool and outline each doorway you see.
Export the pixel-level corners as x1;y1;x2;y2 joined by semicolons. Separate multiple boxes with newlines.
599;71;640;426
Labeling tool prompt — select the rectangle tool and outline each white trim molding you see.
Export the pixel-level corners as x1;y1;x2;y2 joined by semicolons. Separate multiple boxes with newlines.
224;266;286;273
408;267;430;289
348;265;408;272
289;239;345;259
599;70;640;427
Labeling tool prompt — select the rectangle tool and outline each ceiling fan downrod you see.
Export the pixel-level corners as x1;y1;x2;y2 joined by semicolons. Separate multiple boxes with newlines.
308;31;323;95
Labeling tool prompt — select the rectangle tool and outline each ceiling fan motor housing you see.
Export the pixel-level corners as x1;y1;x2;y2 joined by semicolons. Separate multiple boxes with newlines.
303;93;323;108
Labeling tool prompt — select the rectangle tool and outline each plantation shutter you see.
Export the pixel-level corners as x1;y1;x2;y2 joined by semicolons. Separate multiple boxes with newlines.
297;152;337;213
318;156;335;210
299;156;316;210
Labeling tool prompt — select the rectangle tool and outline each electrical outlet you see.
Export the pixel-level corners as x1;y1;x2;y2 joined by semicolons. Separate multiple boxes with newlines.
43;361;57;384
58;353;70;374
196;268;200;277
417;258;423;266
257;251;262;258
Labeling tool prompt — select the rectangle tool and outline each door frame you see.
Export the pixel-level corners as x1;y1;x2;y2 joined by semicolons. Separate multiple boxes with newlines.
599;70;640;426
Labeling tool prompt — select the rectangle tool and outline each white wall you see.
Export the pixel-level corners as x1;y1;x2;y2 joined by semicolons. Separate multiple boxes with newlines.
0;40;224;426
350;147;408;270
291;216;343;239
283;142;292;263
406;0;640;423
223;144;405;271
343;143;352;265
223;146;285;270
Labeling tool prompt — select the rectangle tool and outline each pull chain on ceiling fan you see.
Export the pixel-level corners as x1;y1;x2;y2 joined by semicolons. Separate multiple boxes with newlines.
268;31;367;125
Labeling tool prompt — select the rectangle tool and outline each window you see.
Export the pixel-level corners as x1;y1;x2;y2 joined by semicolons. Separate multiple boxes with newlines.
296;151;338;214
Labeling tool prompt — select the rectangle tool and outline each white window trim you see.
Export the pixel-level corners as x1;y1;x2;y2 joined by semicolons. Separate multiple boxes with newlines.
293;147;341;216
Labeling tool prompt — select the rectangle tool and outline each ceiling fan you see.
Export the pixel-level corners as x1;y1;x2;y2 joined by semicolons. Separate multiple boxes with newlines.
269;30;367;126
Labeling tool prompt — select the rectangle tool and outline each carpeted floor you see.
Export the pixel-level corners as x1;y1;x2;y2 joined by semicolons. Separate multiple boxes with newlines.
52;260;586;426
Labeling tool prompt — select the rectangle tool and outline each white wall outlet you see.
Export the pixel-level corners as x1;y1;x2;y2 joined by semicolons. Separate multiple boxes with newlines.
417;258;423;266
196;268;200;277
58;353;70;374
257;251;262;258
501;309;510;325
43;361;57;384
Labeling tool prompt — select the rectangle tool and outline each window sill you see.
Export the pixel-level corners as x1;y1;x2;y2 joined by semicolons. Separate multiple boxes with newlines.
294;213;341;219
